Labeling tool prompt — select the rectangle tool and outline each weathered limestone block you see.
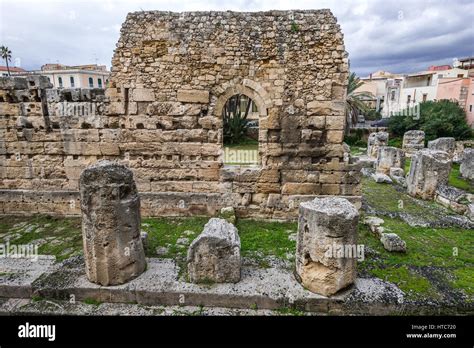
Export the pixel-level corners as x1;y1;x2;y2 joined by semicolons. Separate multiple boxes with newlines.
177;89;209;103
406;149;452;200
460;148;474;180
0;76;28;89
367;131;388;158
79;160;146;286
380;233;406;252
131;88;155;102
295;197;359;296
372;172;392;183
376;146;405;175
402;130;425;156
187;218;241;283
25;75;53;89
428;137;456;157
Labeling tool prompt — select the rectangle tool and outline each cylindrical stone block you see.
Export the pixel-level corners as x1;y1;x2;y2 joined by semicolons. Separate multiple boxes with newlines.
295;197;359;297
79;160;146;286
406;149;452;200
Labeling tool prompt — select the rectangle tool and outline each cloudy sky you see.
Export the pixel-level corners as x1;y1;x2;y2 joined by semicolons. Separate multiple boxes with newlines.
0;0;473;76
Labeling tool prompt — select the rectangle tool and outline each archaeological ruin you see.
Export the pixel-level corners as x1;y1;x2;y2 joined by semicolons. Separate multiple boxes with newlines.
0;10;361;220
0;9;473;320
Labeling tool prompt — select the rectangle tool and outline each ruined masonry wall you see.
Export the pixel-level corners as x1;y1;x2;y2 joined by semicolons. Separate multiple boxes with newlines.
0;10;361;219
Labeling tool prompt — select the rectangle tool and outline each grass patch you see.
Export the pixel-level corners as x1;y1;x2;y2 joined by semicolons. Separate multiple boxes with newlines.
361;176;474;300
237;219;296;261
142;217;297;269
0;215;83;261
451;268;474;297
275;307;306;316
142;216;208;259
362;177;449;219
449;163;474;193
224;136;258;149
83;298;102;306
31;295;43;302
370;265;438;299
388;137;403;148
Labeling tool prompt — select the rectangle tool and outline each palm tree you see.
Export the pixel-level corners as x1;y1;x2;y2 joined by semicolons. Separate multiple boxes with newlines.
1;46;12;76
345;72;374;131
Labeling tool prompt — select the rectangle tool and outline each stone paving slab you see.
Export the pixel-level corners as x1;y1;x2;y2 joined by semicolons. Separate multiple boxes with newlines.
0;255;411;314
0;256;56;298
0;297;282;316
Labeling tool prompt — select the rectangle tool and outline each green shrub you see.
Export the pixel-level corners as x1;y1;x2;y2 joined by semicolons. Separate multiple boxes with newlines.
223;94;251;145
365;109;382;121
388;100;473;141
388;137;402;148
344;128;367;147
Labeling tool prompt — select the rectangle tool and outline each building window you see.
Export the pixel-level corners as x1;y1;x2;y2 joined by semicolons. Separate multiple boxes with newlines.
470;105;473;112
391;90;396;101
70;76;75;88
407;95;411;104
58;77;63;88
422;94;428;102
89;77;94;88
98;78;102;88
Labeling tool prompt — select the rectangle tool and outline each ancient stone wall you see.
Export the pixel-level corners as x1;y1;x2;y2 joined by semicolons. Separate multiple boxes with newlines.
0;10;361;219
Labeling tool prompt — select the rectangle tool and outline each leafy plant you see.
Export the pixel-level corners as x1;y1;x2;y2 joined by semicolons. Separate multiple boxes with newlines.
344;129;367;147
388;100;473;141
223;94;252;145
291;21;299;33
0;45;12;76
345;72;374;132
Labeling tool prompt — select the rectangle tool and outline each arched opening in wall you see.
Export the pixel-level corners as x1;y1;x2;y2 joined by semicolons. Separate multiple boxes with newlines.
223;94;260;167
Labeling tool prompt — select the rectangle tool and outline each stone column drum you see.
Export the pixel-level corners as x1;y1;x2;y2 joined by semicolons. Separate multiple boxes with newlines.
376;146;405;175
295;197;359;297
406;149;452;200
367;131;389;158
403;130;425;156
79;160;146;286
